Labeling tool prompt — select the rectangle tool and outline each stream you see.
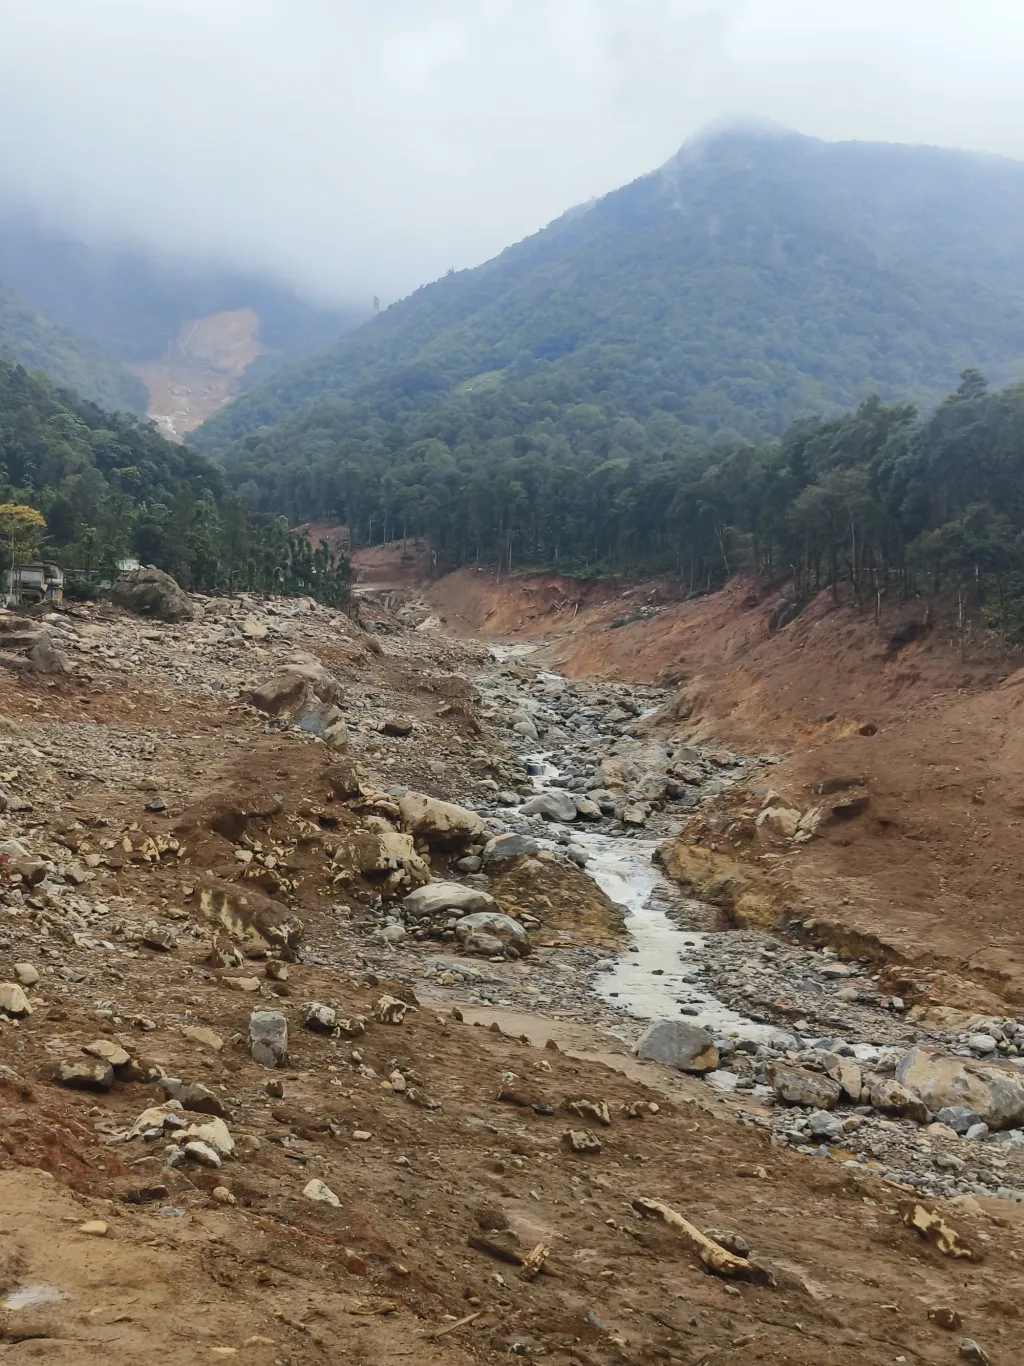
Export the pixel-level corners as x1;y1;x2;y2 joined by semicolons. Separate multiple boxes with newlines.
520;748;792;1047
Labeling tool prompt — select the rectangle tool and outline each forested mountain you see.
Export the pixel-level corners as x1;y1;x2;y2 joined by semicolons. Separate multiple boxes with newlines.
0;281;146;411
0;205;364;379
196;123;1024;491
0;358;348;601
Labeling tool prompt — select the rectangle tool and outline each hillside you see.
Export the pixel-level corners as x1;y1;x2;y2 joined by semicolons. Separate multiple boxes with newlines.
0;280;146;411
196;123;1024;475
0;207;366;430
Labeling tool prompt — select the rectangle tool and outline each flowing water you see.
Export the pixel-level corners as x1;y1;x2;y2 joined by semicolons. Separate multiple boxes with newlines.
520;750;791;1046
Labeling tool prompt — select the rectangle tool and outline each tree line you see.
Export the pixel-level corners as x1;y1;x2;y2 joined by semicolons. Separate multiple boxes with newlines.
220;366;1024;641
0;359;350;604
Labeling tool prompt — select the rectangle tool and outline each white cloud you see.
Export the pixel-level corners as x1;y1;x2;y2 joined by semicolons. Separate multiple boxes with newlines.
0;0;1021;304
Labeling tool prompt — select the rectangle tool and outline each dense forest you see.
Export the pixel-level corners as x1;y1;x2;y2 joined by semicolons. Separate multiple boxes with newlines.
0;281;146;411
197;125;1024;466
206;364;1024;642
0;358;349;603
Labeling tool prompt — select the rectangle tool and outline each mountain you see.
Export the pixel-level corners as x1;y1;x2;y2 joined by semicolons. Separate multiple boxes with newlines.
0;280;147;411
0;207;366;432
195;123;1024;471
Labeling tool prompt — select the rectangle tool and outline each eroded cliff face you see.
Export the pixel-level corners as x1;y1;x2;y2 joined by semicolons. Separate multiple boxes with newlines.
128;307;266;439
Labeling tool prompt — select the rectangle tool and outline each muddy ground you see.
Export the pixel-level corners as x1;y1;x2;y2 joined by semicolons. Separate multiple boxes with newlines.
0;577;1023;1364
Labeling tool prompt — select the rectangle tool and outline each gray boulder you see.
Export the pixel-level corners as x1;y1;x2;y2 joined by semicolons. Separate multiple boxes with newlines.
521;792;577;822
573;795;603;821
403;882;498;918
482;832;538;867
111;567;193;622
936;1105;982;1135
249;1010;288;1068
766;1062;842;1110
455;911;531;956
636;1020;719;1073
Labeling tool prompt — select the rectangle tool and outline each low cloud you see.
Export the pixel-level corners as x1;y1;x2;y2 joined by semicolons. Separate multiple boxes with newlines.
0;1;1021;305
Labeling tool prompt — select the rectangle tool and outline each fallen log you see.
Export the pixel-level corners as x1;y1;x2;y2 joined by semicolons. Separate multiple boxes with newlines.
632;1197;775;1286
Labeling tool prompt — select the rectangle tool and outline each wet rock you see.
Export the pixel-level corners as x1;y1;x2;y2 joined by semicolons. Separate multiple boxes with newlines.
896;1045;1024;1130
111;567;193;622
766;1062;842;1110
403;882;498;918
521;792;577;822
249;1010;289;1067
636;1020;719;1074
565;844;589;867
398;793;485;848
455;911;531;956
0;982;33;1017
58;1059;114;1091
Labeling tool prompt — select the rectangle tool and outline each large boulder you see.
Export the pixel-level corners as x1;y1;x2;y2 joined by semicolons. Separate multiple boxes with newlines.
111;567;193;622
398;793;485;849
404;882;498;918
331;824;430;894
455;911;531;956
521;792;577;823
196;877;303;959
249;653;344;730
896;1045;1024;1130
765;1062;842;1110
636;1020;719;1073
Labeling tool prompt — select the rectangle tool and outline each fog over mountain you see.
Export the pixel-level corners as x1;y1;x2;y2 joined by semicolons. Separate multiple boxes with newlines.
1;1;1024;307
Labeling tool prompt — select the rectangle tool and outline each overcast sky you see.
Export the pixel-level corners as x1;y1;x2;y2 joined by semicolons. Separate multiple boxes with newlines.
1;0;1023;306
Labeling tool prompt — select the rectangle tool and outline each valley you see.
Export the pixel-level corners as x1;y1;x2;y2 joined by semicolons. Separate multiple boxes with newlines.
1;560;1022;1364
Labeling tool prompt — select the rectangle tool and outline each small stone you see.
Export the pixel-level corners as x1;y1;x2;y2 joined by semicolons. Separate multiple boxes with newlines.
265;1078;285;1099
807;1109;845;1143
181;1025;224;1052
184;1140;222;1167
184;1117;235;1158
58;1060;114;1091
352;1130;372;1142
249;1010;288;1067
965;1122;989;1141
222;975;261;993
303;1178;341;1206
562;1129;602;1153
0;982;33;1017
936;1106;981;1135
928;1307;963;1330
13;963;39;986
162;1080;229;1118
958;1340;990;1366
83;1039;130;1067
265;960;289;981
305;1002;338;1033
146;795;168;812
141;922;177;952
78;1219;109;1237
212;1186;236;1205
966;1034;997;1054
